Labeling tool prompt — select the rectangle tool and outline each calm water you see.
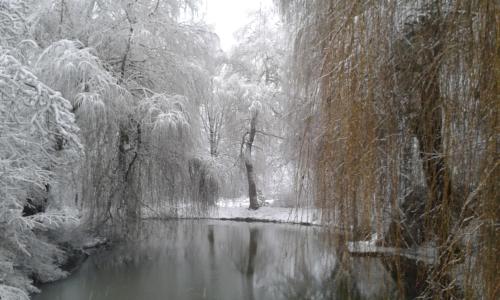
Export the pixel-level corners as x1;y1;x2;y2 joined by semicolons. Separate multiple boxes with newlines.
34;220;400;300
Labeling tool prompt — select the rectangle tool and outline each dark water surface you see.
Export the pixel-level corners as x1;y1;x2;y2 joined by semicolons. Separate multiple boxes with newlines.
34;220;400;300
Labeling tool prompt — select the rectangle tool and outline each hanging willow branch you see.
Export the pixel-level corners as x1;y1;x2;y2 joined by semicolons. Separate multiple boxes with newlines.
280;0;499;299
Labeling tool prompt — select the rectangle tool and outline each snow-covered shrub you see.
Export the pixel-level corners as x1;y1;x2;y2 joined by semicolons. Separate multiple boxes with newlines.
0;47;81;298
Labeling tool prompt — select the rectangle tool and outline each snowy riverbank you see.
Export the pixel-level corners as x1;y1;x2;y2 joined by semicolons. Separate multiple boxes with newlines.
211;197;321;225
144;198;439;265
144;197;323;226
346;233;438;264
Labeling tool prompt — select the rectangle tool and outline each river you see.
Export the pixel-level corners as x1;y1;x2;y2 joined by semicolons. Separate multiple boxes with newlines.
34;220;402;300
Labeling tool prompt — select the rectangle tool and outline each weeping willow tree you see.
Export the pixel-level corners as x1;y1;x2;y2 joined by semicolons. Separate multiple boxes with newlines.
28;0;220;233
137;93;218;215
33;39;133;232
33;0;217;102
280;0;498;298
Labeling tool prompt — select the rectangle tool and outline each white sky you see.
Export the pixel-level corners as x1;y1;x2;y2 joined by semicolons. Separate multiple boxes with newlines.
202;0;272;51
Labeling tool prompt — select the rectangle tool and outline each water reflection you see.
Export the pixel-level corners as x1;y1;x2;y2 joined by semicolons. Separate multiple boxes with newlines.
34;220;401;300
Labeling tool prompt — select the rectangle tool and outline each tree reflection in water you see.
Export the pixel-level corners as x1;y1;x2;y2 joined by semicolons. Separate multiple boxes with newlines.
35;220;411;300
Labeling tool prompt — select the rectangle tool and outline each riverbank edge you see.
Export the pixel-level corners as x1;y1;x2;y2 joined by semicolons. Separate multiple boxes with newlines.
30;237;109;298
145;215;323;227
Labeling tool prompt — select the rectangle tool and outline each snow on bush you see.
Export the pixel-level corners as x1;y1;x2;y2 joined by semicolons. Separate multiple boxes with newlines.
0;47;81;299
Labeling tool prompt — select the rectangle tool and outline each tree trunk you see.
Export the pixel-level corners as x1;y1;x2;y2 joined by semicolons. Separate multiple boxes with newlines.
244;110;259;210
209;128;218;157
415;76;451;240
246;160;259;210
117;123;141;233
411;18;452;242
406;12;455;298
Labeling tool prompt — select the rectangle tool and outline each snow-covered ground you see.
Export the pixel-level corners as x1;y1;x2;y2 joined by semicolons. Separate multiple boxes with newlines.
145;196;322;225
347;233;438;264
213;197;321;225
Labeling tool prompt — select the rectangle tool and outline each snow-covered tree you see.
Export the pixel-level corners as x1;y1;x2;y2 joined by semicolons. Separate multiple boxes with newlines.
27;0;221;227
31;38;134;230
216;7;287;209
0;46;81;299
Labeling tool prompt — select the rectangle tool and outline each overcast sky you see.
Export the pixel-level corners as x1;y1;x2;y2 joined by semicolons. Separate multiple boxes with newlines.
203;0;272;51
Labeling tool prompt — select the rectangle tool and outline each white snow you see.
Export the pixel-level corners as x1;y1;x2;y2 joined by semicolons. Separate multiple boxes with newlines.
346;232;380;252
210;197;321;225
347;235;438;265
144;196;322;225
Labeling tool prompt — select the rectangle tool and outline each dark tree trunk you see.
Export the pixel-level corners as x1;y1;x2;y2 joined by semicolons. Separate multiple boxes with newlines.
117;123;141;233
409;13;456;299
244;111;259;210
119;11;134;84
414;75;451;240
246;161;259;210
209;128;218;157
411;16;452;242
389;9;452;248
